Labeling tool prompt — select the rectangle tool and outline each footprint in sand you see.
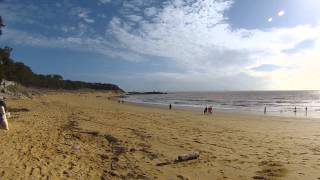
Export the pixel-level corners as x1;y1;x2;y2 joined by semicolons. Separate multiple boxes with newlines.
253;160;288;179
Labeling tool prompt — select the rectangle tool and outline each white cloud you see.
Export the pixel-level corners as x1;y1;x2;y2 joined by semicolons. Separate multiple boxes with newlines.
1;28;150;63
84;18;95;23
278;10;285;16
104;0;320;89
110;0;235;69
98;14;107;18
268;17;273;22
144;7;158;17
109;0;319;73
61;26;76;33
126;15;143;22
98;0;111;4
122;1;142;12
71;7;95;24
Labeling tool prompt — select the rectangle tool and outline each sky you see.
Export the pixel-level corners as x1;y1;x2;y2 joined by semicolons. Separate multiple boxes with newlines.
0;0;320;91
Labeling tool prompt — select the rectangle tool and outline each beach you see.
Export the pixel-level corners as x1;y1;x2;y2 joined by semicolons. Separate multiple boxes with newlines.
1;92;320;179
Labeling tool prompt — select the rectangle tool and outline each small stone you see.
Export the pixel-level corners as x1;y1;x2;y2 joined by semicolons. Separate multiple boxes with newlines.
63;171;70;177
177;174;189;180
110;171;120;177
252;176;265;179
100;154;109;159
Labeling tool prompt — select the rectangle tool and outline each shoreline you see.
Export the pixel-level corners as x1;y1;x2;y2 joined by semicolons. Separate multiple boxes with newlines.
120;98;320;120
120;90;320;119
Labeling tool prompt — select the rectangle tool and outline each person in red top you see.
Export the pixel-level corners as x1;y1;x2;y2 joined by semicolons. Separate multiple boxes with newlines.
208;106;213;114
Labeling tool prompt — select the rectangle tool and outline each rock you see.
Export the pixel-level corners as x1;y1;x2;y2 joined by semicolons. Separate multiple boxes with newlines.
100;154;109;160
105;134;119;144
177;175;189;180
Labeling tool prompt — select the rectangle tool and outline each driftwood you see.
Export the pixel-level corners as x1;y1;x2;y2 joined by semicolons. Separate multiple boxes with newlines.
112;144;127;155
156;161;172;166
175;152;200;162
105;134;127;155
157;152;200;166
79;131;99;136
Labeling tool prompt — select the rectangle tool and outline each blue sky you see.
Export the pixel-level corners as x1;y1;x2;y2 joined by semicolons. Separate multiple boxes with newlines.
1;0;320;91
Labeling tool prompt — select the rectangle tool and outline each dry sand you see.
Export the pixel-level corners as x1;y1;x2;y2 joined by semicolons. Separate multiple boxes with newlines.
1;92;320;179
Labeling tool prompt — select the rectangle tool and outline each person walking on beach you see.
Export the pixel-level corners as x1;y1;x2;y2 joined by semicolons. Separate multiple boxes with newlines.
169;104;172;110
0;97;6;112
264;106;266;114
305;106;308;116
294;106;297;113
204;106;207;114
0;97;9;130
208;106;213;114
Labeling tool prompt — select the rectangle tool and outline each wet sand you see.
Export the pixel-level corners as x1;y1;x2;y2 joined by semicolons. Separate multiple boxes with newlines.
1;92;320;179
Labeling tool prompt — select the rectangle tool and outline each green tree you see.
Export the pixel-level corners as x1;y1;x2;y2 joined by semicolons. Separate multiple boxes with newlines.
0;16;4;35
0;16;5;79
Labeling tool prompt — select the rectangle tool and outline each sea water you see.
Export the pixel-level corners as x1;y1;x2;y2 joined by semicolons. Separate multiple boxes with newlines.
123;91;320;118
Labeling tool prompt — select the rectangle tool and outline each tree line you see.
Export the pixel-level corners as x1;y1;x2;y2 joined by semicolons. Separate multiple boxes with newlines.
0;47;124;92
0;16;124;92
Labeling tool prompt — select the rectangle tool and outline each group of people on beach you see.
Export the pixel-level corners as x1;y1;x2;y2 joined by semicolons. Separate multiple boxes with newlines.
165;101;314;117
264;106;309;115
168;103;213;115
204;106;213;115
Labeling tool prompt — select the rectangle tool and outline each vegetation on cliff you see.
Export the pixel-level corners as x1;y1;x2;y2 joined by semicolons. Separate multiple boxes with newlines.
0;47;124;92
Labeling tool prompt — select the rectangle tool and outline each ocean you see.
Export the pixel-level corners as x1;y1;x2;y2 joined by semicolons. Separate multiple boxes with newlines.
122;91;320;118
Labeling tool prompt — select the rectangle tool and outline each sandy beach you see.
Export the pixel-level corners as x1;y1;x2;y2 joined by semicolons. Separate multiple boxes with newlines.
1;92;320;179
